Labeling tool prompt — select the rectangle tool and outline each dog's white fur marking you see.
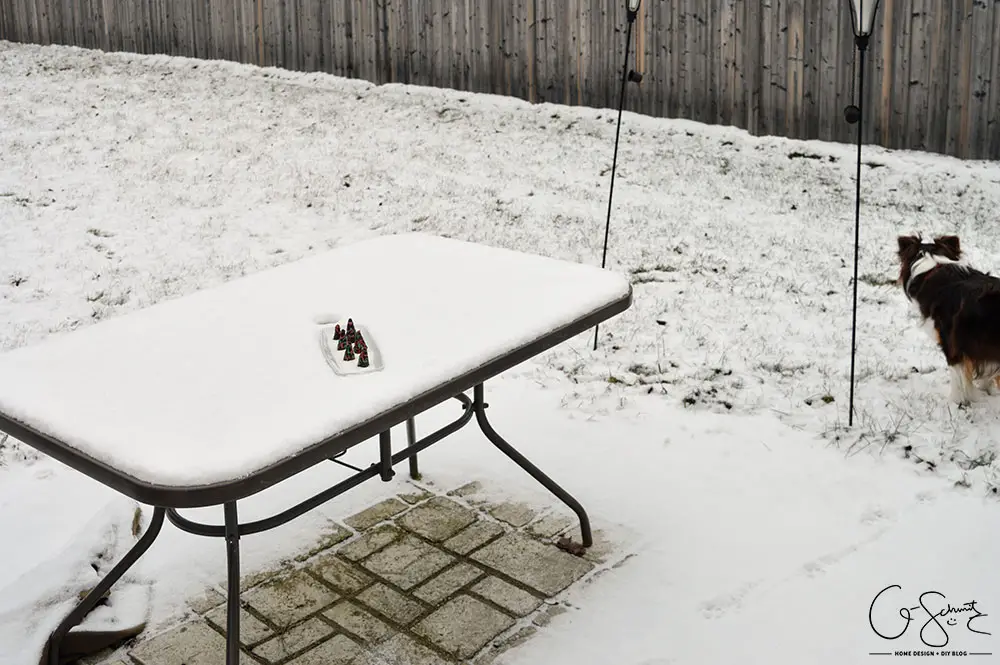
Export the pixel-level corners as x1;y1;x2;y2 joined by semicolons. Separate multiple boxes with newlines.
949;364;978;405
919;315;938;342
905;251;969;298
909;251;966;277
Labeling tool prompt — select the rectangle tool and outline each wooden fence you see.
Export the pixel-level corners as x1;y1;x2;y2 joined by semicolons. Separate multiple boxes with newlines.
1;0;998;160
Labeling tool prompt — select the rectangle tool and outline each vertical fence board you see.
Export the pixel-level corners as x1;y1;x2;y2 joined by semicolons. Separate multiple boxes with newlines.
743;0;759;131
719;0;733;126
786;0;803;138
817;0;838;140
17;0;33;45
968;0;992;160
906;0;929;152
802;0;818;138
772;0;787;137
0;0;9;42
651;0;665;116
893;0;913;149
989;2;1000;160
925;2;949;155
759;0;773;136
694;0;707;122
945;0;965;156
488;0;499;93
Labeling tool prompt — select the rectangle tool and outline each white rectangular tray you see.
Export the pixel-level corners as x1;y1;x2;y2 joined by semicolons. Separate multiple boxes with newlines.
318;320;384;376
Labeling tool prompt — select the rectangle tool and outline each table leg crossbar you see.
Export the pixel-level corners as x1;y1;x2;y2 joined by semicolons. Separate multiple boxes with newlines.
46;384;593;665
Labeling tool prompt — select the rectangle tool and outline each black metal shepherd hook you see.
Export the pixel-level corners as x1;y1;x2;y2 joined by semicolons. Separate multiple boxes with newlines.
593;0;642;351
845;0;880;427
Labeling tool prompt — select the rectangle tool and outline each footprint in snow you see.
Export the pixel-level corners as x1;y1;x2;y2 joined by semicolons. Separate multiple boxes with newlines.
699;580;761;618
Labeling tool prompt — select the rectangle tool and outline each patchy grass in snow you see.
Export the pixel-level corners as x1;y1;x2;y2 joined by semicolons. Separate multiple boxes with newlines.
0;41;999;494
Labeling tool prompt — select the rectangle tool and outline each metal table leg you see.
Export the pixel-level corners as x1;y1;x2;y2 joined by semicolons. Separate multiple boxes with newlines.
47;506;166;665
223;502;241;665
472;383;593;549
406;418;420;479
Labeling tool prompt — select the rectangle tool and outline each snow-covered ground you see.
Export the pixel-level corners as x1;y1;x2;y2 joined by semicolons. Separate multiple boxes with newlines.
1;41;999;664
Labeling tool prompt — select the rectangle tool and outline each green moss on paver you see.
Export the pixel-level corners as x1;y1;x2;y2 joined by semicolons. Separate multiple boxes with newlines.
360;536;455;590
204;604;272;645
396;497;477;542
446;481;482;497
471;576;543;617
310;554;372;594
355;583;425;626
470;533;593;596
130;621;255;665
251;617;332;662
344;498;409;531
412;594;516;659
412;563;484;605
338;524;403;561
486;501;537;528
294;522;352;562
532;603;569;627
284;634;360;665
359;634;451;665
242;570;339;628
442;520;504;555
397;487;434;504
186;587;225;615
525;513;574;539
323;600;394;645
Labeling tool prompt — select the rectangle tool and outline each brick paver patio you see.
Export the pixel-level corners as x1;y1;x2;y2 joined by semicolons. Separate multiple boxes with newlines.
86;480;622;665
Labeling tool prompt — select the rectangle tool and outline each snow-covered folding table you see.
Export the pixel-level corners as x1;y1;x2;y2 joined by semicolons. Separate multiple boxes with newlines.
0;232;632;665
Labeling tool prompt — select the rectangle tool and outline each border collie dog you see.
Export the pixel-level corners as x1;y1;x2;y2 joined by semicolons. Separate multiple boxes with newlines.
897;234;1000;405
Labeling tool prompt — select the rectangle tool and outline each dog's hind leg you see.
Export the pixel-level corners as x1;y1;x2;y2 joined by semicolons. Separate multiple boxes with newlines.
948;358;980;406
949;364;977;404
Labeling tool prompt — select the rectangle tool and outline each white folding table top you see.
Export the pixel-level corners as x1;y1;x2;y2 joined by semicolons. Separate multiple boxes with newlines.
0;233;630;496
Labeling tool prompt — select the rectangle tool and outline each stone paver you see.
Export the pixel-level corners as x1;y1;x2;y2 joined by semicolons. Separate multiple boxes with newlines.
412;562;484;604
324;600;394;645
243;570;339;628
294;522;353;562
413;594;516;659
357;634;451;665
130;621;254;665
204;604;273;645
442;519;504;555
361;535;454;590
526;513;574;539
339;524;403;561
345;498;409;531
472;576;543;617
447;481;484;499
532;603;569;627
487;501;538;528
397;487;434;504
311;553;373;594
252;617;333;662
356;583;425;626
285;634;360;665
397;497;477;542
471;532;594;596
186;587;225;614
